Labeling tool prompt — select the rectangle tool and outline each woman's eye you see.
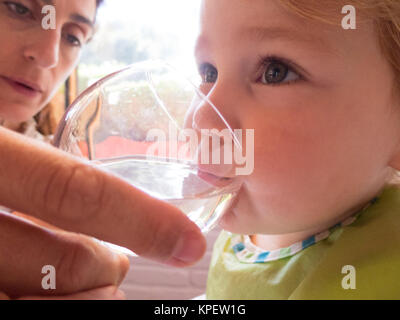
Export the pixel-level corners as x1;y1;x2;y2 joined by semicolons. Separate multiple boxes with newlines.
63;34;82;47
260;60;300;85
199;63;218;84
4;1;31;17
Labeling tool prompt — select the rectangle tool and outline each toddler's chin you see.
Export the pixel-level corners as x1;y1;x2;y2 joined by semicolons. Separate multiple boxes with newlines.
218;209;253;235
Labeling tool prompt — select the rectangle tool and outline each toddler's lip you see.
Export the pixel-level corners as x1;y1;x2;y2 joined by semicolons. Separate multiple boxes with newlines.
197;169;233;188
197;160;237;177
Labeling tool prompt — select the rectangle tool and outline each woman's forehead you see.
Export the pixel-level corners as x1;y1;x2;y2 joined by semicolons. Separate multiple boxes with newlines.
39;0;97;21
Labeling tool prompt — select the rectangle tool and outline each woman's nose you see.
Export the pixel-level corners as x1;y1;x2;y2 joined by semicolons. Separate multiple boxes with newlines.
23;30;60;69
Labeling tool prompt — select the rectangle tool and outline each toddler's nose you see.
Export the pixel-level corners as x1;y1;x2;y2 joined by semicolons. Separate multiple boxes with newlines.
192;99;227;132
192;97;228;150
186;95;241;178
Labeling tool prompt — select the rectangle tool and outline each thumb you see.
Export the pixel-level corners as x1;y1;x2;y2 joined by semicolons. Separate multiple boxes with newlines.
16;286;126;300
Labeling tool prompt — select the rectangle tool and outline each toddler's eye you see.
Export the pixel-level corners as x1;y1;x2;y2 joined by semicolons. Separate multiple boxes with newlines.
261;60;300;85
199;63;218;83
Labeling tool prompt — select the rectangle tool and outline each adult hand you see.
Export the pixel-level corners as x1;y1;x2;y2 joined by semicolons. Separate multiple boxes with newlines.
0;285;126;300
0;127;206;298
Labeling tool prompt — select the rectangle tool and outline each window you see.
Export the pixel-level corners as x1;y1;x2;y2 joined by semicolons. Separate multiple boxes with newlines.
78;0;201;93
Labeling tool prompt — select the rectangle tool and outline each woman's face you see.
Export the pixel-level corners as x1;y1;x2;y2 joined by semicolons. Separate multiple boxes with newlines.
195;0;400;235
0;0;96;122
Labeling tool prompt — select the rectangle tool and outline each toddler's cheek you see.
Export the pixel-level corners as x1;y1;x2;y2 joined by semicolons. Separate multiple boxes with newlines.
218;209;242;233
217;190;257;234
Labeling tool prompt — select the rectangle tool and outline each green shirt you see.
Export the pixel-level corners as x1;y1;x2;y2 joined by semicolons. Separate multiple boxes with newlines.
206;185;400;299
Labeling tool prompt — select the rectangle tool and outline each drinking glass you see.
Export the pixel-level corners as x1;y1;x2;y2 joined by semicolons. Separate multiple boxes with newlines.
53;60;244;256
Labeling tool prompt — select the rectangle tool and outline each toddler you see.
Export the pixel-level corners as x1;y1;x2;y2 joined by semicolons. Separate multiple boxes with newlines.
194;0;400;299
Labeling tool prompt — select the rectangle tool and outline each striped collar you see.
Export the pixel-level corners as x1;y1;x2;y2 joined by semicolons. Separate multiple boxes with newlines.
230;196;379;264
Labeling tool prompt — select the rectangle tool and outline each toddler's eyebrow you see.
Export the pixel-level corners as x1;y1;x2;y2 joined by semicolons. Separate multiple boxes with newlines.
195;25;338;62
241;26;335;54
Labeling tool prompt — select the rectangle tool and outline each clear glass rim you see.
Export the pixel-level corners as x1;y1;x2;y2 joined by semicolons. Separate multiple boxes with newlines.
53;59;242;154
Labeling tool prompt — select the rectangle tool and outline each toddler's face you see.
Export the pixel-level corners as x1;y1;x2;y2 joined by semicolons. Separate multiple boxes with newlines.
195;0;400;235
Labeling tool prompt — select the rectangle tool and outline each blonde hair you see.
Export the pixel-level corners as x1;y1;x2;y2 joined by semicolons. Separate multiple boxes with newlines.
279;0;400;96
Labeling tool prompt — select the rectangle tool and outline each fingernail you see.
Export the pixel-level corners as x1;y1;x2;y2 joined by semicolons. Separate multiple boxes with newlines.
172;231;206;264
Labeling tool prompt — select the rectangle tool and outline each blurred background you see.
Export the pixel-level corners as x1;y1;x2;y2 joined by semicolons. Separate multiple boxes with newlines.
78;0;201;92
36;0;202;136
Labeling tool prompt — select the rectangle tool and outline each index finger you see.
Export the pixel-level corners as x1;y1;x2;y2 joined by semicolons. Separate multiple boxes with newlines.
0;127;206;266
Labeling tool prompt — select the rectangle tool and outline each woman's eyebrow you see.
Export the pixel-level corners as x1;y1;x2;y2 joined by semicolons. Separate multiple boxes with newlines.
69;13;94;30
36;0;94;30
38;0;54;4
